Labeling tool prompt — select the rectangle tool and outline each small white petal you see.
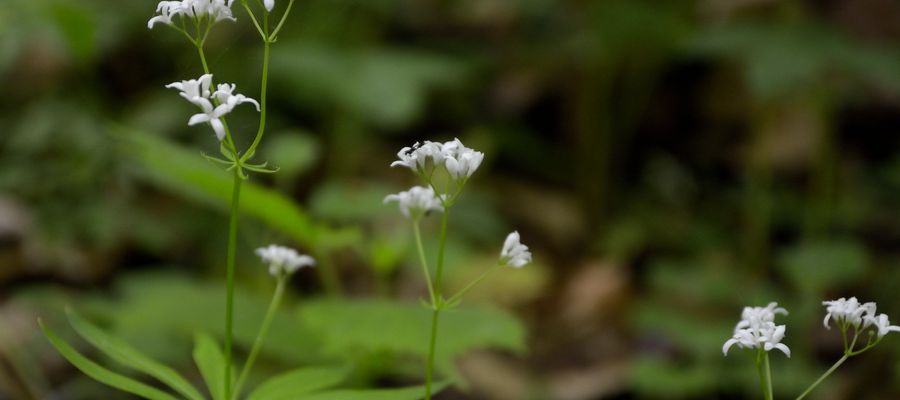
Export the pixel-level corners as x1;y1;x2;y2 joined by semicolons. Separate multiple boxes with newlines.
264;0;275;11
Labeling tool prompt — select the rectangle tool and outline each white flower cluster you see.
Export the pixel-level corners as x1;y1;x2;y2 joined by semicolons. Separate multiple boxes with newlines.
500;231;531;268
383;186;444;219
166;74;259;141
723;302;791;357
148;0;236;29
256;245;315;277
823;297;900;338
391;138;484;180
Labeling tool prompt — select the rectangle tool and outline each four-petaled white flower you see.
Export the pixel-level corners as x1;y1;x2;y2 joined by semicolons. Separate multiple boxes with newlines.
391;141;445;174
865;313;900;338
256;245;315;277
441;138;484;180
383;186;444;219
148;0;236;30
822;297;876;329
500;231;531;268
723;302;791;357
264;0;275;11
390;138;484;181
167;74;259;141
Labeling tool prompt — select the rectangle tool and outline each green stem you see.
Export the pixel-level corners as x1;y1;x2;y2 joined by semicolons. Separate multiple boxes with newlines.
232;275;287;399
795;354;848;400
223;169;243;400
764;352;773;400
241;29;270;163
412;220;436;306
433;208;449;300
269;0;296;41
755;350;770;400
445;263;501;306
424;308;440;400
424;207;450;400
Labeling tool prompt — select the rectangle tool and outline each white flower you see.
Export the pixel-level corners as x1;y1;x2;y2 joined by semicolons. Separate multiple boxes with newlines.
390;141;445;174
823;297;876;329
256;245;315;277
383;186;444;219
167;75;259;141
723;302;791;357
865;313;900;338
166;74;213;105
500;231;531;268
441;138;484;180
213;84;261;112
264;0;275;11
187;99;231;141
148;0;235;30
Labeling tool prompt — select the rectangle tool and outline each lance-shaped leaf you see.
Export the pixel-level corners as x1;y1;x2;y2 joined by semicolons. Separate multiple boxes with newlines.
246;366;345;400
294;382;449;400
66;310;204;400
193;333;229;400
40;320;179;400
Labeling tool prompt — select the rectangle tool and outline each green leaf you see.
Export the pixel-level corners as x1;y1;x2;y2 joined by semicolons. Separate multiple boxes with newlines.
39;320;179;400
66;310;205;400
247;367;346;400
299;300;525;377
121;126;319;246
193;333;228;400
295;382;448;400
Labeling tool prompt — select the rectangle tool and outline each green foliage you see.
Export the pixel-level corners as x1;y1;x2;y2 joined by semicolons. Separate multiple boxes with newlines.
66;310;205;400
247;367;346;400
193;333;229;400
271;44;468;128
40;321;180;400
778;240;868;294
299;299;526;377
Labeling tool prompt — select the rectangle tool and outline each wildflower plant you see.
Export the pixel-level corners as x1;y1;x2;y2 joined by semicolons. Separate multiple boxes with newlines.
36;1;349;399
386;138;532;399
723;297;900;400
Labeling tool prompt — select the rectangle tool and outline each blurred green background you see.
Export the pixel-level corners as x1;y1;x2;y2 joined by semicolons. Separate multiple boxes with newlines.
3;0;900;399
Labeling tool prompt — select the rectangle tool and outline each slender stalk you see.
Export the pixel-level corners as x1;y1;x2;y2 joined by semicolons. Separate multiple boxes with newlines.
412;220;436;305
232;275;287;399
269;0;296;40
795;354;848;400
424;308;441;400
755;350;771;400
764;352;773;400
241;36;270;163
445;263;501;306
424;208;449;400
223;169;243;400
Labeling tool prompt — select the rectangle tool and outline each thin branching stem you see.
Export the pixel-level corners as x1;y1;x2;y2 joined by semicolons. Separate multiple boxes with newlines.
412;220;436;306
223;169;243;400
232;275;287;399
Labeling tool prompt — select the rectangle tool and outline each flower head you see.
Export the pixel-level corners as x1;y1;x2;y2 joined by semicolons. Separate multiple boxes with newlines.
441;138;484;180
383;186;444;219
822;297;876;329
390;141;445;174
256;245;315;277
723;302;791;357
167;74;258;141
865;313;900;338
500;231;531;268
148;0;236;30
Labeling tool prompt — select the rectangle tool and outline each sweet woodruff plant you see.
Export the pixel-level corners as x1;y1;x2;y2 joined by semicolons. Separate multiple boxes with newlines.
723;297;900;400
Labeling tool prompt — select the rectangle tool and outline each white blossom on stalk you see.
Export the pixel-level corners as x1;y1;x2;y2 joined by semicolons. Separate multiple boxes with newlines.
264;0;275;11
383;186;444;219
213;84;261;112
441;138;484;180
390;141;444;174
148;0;236;30
723;302;791;357
167;74;258;141
499;231;531;268
822;297;876;329
256;245;315;277
865;313;900;338
166;74;213;105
